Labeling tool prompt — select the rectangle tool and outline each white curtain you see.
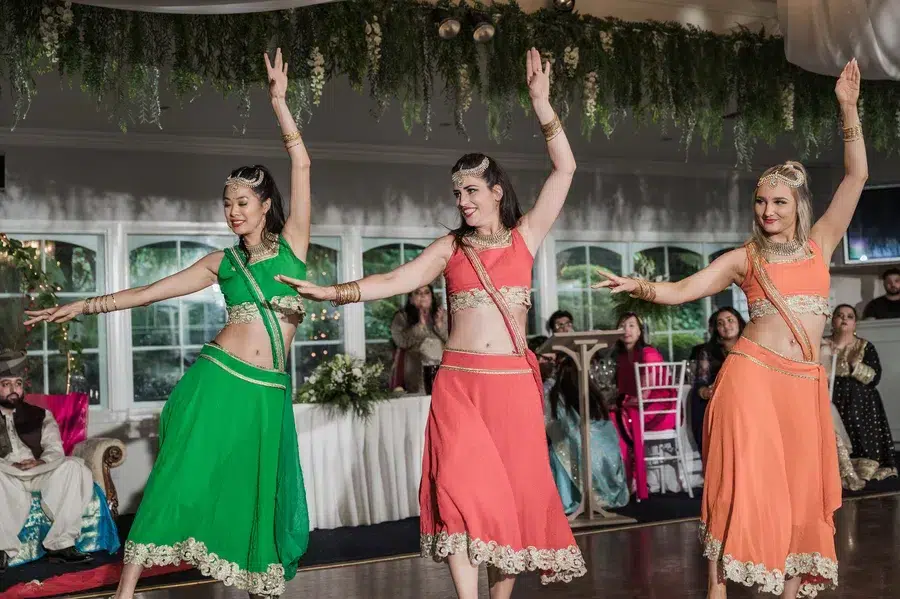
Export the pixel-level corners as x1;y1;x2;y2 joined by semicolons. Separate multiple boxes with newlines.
69;0;342;14
779;0;900;80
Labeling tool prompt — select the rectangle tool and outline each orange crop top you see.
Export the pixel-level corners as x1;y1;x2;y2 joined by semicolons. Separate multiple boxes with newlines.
740;239;831;321
444;228;533;313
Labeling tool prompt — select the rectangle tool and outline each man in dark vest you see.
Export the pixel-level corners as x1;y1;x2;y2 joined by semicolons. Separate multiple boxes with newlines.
0;349;93;572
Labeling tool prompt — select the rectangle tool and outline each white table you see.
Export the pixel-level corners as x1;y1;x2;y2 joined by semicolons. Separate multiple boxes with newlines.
294;395;431;531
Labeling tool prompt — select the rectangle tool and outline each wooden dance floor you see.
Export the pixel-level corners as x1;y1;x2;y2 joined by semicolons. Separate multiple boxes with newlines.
125;495;898;599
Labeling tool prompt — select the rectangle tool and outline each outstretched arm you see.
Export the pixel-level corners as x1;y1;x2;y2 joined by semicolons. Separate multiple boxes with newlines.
277;236;454;304
811;58;868;257
266;48;312;262
25;252;223;325
592;248;745;305
518;48;576;255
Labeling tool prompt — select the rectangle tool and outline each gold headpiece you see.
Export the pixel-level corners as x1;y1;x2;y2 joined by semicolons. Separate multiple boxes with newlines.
756;165;805;189
452;157;490;186
224;169;265;192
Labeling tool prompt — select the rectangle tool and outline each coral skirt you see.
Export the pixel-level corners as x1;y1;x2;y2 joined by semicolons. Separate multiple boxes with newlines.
419;349;586;584
700;337;840;598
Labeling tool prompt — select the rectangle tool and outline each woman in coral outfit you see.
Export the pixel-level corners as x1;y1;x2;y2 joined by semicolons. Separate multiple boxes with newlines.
279;49;584;598
594;59;866;599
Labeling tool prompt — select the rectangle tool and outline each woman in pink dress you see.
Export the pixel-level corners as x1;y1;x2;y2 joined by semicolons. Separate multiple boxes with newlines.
278;48;584;598
611;312;676;500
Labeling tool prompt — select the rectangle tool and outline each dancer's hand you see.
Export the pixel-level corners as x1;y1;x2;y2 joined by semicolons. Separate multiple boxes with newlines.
526;47;551;105
591;269;639;295
24;301;83;326
265;47;289;101
275;275;336;302
835;58;860;107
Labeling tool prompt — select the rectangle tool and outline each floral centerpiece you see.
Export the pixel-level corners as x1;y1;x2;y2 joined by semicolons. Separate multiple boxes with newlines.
295;354;390;419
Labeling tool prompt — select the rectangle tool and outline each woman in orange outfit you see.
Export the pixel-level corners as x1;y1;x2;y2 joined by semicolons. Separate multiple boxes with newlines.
594;59;866;599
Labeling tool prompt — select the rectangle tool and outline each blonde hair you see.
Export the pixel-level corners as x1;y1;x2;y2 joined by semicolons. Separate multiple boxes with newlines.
751;161;812;248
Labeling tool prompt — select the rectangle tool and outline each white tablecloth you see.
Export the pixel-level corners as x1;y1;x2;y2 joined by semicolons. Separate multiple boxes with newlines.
294;395;431;531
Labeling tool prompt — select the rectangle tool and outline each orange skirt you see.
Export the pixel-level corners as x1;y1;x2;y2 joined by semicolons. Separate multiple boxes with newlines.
419;349;586;584
700;337;841;598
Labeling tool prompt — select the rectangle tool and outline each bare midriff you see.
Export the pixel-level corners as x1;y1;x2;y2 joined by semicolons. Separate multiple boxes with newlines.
212;317;300;370
445;304;529;354
742;312;827;362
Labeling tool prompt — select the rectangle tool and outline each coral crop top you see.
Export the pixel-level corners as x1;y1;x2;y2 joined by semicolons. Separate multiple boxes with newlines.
740;239;831;321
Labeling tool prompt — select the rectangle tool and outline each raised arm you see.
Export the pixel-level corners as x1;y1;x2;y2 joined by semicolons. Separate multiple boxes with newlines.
277;235;454;304
266;48;312;262
810;58;868;257
25;252;223;325
517;48;576;255
592;247;746;306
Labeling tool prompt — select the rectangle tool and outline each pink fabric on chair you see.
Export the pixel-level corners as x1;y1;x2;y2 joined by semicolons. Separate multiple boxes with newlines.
613;347;677;500
25;393;89;456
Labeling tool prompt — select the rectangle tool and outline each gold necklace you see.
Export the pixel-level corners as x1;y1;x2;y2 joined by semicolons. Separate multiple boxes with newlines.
245;231;278;264
761;237;804;257
466;227;512;249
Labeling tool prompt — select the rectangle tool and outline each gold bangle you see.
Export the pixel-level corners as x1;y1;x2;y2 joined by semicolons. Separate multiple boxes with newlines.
282;130;302;143
540;115;562;141
81;298;91;316
110;294;118;312
629;278;657;302
285;140;303;150
331;281;361;306
842;123;862;142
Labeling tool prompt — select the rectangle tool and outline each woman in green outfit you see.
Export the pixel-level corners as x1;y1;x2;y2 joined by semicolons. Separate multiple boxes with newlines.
25;49;310;598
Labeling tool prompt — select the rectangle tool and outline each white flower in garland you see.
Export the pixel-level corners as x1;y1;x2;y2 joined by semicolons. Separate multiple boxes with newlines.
599;30;614;54
652;31;665;53
781;82;794;131
563;46;579;78
39;1;74;64
583;71;598;128
308;46;325;106
458;65;472;114
365;16;382;76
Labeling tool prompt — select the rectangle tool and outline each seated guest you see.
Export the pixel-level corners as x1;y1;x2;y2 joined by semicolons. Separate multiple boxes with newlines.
862;267;900;319
690;307;745;452
611;312;676;500
821;304;897;482
389;285;448;393
0;349;93;572
546;309;574;334
544;356;628;512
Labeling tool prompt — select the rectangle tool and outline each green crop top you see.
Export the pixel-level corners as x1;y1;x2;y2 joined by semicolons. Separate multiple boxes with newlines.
217;235;307;325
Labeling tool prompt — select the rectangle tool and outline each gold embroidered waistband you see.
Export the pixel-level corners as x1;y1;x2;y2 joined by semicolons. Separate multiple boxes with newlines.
440;364;532;375
730;351;819;380
225;295;306;326
444;348;522;357
198;354;287;389
739;336;817;365
448;285;532;313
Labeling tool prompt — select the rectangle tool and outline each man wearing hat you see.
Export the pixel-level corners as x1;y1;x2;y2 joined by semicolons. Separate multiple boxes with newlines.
0;349;93;573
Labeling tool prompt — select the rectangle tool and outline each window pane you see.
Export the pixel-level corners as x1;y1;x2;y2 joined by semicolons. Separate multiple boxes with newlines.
0;297;28;352
184;296;226;345
557;245;623;332
180;242;219;269
25;355;44;394
672;332;704;361
362;242;429;349
366;298;402;340
649;333;671;361
80;353;102;405
297;243;342;347
293;343;343;385
44;241;98;293
133;349;182;402
130;242;179;287
132;302;180;347
709;247;739;313
558;290;586;331
668;247;704;332
590;289;620;330
47;295;99;351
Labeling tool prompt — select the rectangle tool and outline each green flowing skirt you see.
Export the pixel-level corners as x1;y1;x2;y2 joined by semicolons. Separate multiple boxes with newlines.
124;344;309;596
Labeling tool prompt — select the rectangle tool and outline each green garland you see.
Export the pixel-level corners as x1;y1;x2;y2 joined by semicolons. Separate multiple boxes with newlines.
3;0;899;165
0;233;83;391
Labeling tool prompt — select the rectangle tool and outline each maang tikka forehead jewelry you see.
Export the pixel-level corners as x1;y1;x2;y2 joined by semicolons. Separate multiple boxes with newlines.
451;157;490;186
225;169;265;192
756;165;805;190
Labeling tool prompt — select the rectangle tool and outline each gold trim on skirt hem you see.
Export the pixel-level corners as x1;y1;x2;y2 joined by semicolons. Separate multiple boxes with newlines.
420;532;586;584
124;539;286;596
698;523;837;598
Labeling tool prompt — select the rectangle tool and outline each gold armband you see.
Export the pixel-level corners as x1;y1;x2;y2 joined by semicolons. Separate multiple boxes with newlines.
540;115;562;142
331;282;362;307
629;278;658;302
82;294;118;315
842;123;862;142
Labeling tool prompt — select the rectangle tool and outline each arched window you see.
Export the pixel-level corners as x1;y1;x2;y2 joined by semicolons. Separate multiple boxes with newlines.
555;243;624;332
362;239;445;384
0;235;107;404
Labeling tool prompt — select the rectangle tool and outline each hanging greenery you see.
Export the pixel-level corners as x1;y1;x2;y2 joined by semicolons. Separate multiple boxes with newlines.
2;0;899;165
0;234;84;391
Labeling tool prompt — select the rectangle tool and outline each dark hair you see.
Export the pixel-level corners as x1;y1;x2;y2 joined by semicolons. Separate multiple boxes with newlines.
549;357;608;421
833;303;858;319
882;268;900;280
528;335;548;353
708;307;746;346
449;153;523;244
613;312;648;356
403;285;440;327
224;165;286;257
547;310;574;334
